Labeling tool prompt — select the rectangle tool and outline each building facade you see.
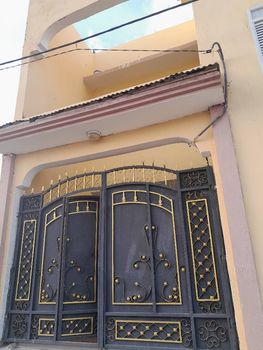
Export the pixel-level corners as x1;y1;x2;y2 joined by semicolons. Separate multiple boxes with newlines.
0;1;262;349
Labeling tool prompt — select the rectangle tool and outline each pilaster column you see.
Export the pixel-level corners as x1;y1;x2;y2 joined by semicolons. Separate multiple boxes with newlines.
0;154;16;274
210;105;263;350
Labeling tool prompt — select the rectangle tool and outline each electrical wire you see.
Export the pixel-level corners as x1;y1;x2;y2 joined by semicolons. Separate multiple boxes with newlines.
0;46;211;72
192;42;228;143
0;0;198;67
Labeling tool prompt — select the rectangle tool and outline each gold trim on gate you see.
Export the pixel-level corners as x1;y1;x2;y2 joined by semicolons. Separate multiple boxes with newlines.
68;200;97;215
63;200;98;304
61;316;94;336
39;204;63;304
115;319;182;343
15;219;37;301
37;317;94;337
112;190;182;305
38;318;55;337
186;198;220;302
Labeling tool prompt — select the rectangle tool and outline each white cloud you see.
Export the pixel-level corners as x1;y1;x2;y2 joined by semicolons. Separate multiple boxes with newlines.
145;0;193;35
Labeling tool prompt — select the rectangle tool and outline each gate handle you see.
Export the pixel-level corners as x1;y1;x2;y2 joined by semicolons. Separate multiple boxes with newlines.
180;266;186;272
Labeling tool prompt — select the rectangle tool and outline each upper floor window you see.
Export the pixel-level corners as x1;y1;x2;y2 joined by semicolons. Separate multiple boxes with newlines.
248;5;263;72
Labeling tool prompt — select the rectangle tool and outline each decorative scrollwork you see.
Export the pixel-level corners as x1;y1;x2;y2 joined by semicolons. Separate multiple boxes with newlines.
22;195;41;211
47;258;58;273
31;316;39;339
199;301;222;313
160;278;180;303
133;255;151;271
186;190;206;201
114;276;151;303
11;314;28;338
180;170;208;188
15;300;29;311
40;276;57;302
198;320;228;348
64;259;94;302
181;319;192;348
106;318;115;343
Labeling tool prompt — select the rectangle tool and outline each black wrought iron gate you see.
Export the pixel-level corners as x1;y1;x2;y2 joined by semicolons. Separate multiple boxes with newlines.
4;166;239;350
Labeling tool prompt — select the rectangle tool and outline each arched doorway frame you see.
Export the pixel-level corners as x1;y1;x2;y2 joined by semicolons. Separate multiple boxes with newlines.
0;112;262;349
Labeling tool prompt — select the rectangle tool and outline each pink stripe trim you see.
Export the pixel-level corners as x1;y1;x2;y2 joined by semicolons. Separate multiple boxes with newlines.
0;72;221;142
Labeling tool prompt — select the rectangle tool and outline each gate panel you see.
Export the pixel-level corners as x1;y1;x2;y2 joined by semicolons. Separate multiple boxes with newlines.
182;189;226;316
111;189;152;306
179;169;239;350
62;199;98;305
105;184;190;348
32;199;64;342
38;202;64;306
149;190;182;307
57;197;99;342
5;195;42;341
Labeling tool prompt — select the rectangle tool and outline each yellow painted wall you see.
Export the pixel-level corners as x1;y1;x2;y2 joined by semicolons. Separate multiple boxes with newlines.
93;21;198;70
21;26;94;118
193;0;263;302
85;22;199;97
15;0;125;119
15;1;198;118
23;0;124;53
13;112;211;189
5;1;263;349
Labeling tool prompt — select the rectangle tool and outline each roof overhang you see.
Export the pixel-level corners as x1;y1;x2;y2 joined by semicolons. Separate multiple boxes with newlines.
0;64;224;154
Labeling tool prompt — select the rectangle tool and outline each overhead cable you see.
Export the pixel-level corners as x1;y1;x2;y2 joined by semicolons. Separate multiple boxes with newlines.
0;46;211;72
192;42;228;143
0;0;199;67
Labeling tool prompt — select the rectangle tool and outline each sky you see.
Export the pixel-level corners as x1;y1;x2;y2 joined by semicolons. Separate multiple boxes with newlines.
75;0;193;49
0;1;29;172
0;1;30;126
